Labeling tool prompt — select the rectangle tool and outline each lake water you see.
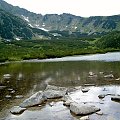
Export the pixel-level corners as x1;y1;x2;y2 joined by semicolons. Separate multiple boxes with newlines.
0;52;120;120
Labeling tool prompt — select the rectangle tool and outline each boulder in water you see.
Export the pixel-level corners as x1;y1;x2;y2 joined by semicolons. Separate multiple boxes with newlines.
70;102;100;115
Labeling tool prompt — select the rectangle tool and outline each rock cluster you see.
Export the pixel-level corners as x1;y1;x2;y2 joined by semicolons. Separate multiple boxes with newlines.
10;85;101;118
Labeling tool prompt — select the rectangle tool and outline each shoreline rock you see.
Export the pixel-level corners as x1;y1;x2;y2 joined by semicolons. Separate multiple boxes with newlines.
10;106;26;114
111;96;120;101
70;102;100;115
19;91;46;108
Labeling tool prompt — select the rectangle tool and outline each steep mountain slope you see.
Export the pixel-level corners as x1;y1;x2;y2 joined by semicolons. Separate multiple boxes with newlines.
1;0;120;34
0;9;34;39
0;8;51;39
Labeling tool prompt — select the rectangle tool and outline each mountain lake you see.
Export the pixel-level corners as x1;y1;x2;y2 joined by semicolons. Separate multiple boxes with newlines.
0;52;120;120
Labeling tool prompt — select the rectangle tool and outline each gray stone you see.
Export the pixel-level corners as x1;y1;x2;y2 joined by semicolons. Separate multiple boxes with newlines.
43;89;66;99
10;106;26;114
19;91;46;108
79;116;89;120
15;95;24;99
111;96;120;101
70;102;100;115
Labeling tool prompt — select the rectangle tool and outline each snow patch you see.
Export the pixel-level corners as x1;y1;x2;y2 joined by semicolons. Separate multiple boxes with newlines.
21;15;29;22
35;24;49;31
75;27;77;29
39;28;49;31
15;38;21;41
29;24;33;28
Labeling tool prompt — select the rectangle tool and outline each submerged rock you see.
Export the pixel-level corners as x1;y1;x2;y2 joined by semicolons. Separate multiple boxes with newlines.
98;94;106;99
111;96;120;101
3;74;11;79
5;95;12;99
15;95;24;99
79;116;89;120
115;78;120;81
10;106;26;114
89;72;95;76
70;102;100;115
10;90;15;94
104;74;114;78
8;88;13;91
19;91;46;108
81;88;90;93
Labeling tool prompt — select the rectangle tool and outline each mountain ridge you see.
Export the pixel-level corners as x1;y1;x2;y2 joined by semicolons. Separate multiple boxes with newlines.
1;0;120;34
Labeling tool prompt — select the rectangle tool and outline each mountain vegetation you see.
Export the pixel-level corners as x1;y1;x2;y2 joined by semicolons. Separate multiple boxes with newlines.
96;31;120;49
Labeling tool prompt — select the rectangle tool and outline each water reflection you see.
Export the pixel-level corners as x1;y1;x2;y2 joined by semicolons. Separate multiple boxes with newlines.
0;61;120;119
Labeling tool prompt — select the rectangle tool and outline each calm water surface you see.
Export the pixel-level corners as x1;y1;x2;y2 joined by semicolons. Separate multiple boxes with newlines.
0;52;120;120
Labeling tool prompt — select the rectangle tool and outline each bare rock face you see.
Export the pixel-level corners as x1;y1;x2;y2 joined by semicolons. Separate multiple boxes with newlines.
10;106;26;114
70;102;100;115
19;91;46;108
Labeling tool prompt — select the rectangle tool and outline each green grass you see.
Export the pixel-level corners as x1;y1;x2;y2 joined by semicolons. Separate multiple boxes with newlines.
0;35;120;62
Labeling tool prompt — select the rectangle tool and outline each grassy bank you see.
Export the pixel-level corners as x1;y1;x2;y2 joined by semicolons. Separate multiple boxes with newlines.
0;38;120;62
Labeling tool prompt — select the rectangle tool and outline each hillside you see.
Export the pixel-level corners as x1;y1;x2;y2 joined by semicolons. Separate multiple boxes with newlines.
0;8;51;40
0;9;34;39
96;31;120;49
1;0;120;34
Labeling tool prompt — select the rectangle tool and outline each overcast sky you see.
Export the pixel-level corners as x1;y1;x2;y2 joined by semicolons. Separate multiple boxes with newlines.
4;0;120;17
